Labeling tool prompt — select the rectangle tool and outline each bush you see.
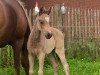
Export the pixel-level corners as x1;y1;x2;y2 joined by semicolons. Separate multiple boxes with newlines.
65;37;100;61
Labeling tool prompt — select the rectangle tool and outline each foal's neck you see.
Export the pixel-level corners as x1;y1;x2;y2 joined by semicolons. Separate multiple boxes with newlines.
33;29;41;44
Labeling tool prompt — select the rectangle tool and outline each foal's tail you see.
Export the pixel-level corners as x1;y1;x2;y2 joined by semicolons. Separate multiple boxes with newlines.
17;0;33;31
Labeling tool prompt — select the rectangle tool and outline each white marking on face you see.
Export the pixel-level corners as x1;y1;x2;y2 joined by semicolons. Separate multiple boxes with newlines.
45;17;50;23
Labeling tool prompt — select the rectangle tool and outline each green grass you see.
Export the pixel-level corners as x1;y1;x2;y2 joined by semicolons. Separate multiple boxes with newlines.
0;59;100;75
69;59;100;75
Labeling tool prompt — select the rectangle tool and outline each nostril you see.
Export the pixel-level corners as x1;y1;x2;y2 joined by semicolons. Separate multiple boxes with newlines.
45;32;52;39
48;33;52;36
50;33;52;37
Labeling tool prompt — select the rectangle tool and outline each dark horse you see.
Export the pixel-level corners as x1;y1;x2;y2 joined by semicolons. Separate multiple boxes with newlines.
0;0;31;75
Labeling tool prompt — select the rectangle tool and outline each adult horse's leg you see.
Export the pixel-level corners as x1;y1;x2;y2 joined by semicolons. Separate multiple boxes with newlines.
21;27;30;75
48;53;59;75
38;52;45;75
13;38;24;75
55;49;69;75
21;46;29;75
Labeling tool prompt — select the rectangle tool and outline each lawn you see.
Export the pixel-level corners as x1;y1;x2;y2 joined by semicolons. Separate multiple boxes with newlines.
0;59;100;75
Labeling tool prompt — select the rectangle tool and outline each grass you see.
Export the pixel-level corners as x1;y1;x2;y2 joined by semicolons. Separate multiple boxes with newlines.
0;59;100;75
69;59;100;75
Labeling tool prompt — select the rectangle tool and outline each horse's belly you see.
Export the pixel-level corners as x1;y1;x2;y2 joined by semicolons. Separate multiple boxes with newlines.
45;36;55;54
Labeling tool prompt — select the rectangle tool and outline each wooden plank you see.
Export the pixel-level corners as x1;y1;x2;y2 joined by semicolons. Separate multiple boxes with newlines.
67;7;71;42
71;8;74;38
97;10;100;37
75;8;78;38
96;10;99;37
94;9;97;38
64;7;69;40
77;8;81;39
90;9;94;37
80;8;84;42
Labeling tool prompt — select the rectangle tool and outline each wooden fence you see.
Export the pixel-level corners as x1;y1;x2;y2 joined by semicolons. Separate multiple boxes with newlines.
49;5;100;42
31;5;100;42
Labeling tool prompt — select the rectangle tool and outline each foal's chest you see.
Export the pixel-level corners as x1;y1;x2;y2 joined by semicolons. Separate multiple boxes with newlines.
44;36;55;54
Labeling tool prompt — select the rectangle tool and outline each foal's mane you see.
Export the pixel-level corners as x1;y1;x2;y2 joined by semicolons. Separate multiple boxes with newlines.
32;24;41;44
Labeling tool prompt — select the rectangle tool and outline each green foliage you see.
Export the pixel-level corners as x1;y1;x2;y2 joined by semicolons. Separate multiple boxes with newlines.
0;45;13;68
65;38;100;61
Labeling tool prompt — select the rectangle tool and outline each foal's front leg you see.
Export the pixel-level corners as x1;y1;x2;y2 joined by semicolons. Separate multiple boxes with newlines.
38;52;45;75
28;53;34;75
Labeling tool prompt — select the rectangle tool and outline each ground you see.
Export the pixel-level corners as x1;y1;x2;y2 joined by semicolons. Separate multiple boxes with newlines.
0;59;100;75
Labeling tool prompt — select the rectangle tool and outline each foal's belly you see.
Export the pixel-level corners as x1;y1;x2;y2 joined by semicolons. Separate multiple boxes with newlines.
45;36;55;54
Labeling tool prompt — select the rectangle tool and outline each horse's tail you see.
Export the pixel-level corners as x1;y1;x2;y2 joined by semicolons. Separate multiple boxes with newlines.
17;0;32;31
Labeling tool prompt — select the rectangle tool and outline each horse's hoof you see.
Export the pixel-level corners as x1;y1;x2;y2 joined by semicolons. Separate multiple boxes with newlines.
29;73;34;75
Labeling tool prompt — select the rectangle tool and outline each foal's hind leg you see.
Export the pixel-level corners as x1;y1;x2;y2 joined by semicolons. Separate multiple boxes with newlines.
55;48;69;75
38;52;45;75
49;53;59;75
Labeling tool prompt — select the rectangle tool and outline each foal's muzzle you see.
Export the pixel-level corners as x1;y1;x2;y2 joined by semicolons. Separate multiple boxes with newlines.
45;32;52;39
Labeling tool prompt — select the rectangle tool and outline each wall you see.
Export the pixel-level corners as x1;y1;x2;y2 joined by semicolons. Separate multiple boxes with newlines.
22;0;100;9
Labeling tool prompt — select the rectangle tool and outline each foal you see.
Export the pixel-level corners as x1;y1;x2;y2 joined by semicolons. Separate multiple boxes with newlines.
27;7;69;75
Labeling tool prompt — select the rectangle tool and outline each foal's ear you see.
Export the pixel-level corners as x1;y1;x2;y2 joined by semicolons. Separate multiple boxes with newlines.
47;7;52;15
39;7;46;15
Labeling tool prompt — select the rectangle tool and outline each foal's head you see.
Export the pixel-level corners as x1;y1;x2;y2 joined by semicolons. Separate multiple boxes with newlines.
34;7;52;39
